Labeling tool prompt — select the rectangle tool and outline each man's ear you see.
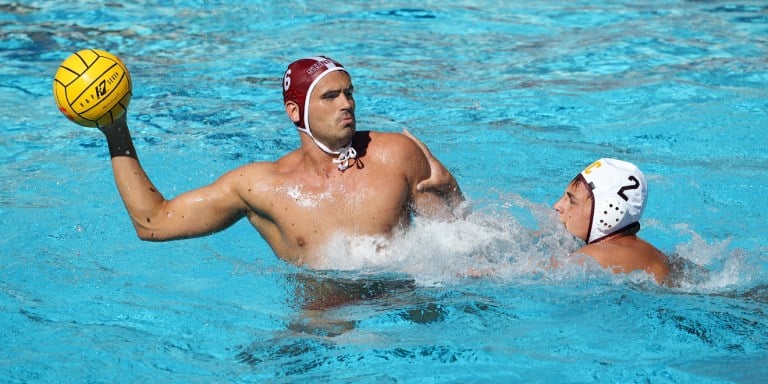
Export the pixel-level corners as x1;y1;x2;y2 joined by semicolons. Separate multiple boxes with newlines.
285;102;300;124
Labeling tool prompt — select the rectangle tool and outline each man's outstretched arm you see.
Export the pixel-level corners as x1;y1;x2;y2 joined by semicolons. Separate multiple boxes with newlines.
98;114;246;240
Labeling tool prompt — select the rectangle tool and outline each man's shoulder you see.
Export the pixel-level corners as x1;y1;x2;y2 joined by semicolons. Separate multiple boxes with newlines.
358;130;422;157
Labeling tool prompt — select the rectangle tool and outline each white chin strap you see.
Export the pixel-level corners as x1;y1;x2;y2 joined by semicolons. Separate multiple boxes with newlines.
298;127;357;171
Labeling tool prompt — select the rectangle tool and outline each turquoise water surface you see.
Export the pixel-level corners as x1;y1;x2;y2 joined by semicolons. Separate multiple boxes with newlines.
2;1;767;383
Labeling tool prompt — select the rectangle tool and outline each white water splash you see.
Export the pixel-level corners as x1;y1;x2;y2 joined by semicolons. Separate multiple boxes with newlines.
309;195;764;292
313;195;583;285
668;224;760;293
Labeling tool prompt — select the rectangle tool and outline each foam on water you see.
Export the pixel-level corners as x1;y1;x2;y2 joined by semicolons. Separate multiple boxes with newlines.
312;194;764;293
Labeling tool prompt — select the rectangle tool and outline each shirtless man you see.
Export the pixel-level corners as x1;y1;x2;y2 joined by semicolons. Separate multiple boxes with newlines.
98;56;463;267
553;158;669;284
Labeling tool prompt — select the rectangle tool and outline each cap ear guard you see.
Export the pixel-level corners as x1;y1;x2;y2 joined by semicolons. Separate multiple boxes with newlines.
594;198;628;232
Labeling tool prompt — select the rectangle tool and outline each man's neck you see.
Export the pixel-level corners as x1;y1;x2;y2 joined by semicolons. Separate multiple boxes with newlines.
298;133;358;171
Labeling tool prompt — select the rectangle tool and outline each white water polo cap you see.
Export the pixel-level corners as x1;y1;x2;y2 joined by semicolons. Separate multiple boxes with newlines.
579;158;648;244
282;56;356;170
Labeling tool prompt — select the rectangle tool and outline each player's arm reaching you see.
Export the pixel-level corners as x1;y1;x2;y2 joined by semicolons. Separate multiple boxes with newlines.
98;114;248;241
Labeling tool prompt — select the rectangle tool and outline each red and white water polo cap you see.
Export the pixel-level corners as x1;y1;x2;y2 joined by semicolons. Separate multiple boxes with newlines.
282;56;348;135
579;158;648;244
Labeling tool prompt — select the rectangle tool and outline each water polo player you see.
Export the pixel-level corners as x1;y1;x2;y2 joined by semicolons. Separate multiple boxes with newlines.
93;55;463;267
553;158;669;284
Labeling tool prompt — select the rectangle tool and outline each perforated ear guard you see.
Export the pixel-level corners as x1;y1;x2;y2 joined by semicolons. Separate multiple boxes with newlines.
593;198;628;232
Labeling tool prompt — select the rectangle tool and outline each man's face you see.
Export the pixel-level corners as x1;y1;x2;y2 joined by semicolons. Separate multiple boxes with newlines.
553;179;592;242
307;71;356;150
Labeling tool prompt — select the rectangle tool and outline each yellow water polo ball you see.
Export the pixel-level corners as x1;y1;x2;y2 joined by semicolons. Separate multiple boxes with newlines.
53;49;132;127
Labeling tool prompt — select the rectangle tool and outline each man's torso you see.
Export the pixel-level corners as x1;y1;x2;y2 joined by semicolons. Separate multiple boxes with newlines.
239;131;424;265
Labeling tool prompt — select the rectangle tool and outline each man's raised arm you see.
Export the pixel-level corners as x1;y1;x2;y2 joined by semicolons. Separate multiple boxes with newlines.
98;114;247;241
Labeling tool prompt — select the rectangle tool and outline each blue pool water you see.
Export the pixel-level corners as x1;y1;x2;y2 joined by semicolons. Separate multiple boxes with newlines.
2;1;767;382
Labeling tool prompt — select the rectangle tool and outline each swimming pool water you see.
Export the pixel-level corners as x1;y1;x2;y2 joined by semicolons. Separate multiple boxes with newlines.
2;1;767;382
